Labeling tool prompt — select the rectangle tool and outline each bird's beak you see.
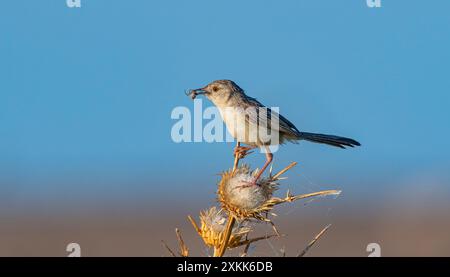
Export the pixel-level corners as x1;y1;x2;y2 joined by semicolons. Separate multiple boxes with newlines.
192;87;207;95
186;87;208;100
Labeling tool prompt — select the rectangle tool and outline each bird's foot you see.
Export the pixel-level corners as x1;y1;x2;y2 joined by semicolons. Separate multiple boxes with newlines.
233;146;255;159
232;178;260;191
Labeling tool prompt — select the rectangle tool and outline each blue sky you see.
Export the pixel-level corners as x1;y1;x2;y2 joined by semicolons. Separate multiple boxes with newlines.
1;1;450;213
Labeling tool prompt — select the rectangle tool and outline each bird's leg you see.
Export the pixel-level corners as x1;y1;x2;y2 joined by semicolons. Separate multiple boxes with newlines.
252;150;273;184
233;144;256;160
234;149;273;189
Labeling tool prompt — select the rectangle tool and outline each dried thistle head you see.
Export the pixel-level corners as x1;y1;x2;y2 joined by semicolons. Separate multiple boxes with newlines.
218;163;341;223
217;164;279;221
191;206;251;249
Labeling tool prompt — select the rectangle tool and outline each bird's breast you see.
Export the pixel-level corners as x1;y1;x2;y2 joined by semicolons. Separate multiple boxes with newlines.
218;106;278;146
218;107;248;141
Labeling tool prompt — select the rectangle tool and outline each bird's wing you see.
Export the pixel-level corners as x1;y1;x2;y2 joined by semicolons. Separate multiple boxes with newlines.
243;96;301;138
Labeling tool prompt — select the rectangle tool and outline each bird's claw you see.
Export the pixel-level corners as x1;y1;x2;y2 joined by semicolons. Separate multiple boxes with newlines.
232;179;260;191
234;146;254;159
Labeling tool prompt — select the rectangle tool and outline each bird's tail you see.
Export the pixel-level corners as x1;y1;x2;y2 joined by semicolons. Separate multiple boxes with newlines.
299;132;361;149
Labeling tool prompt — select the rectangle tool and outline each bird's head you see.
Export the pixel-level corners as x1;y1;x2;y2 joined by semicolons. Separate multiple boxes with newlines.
189;80;244;106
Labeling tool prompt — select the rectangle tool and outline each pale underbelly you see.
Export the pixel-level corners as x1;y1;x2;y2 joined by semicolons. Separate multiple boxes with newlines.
218;108;281;146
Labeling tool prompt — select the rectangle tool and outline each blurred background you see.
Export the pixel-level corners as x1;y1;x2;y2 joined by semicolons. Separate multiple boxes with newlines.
1;0;450;256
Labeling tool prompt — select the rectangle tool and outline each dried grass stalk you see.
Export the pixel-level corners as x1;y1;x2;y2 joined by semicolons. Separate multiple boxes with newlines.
297;224;332;257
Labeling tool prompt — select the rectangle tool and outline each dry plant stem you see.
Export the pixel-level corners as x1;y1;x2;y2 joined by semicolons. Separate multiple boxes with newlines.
297;224;331;257
232;141;241;174
161;240;177;257
213;246;221;257
238;234;278;251
176;228;189;257
240;234;277;257
241;243;251;257
187;215;201;235
214;215;236;257
217;141;242;257
291;190;339;202
272;161;297;180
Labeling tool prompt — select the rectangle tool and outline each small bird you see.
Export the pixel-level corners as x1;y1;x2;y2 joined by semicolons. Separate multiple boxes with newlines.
188;80;360;186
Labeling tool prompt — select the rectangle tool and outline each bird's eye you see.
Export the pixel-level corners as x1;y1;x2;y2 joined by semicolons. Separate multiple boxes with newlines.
212;86;218;92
